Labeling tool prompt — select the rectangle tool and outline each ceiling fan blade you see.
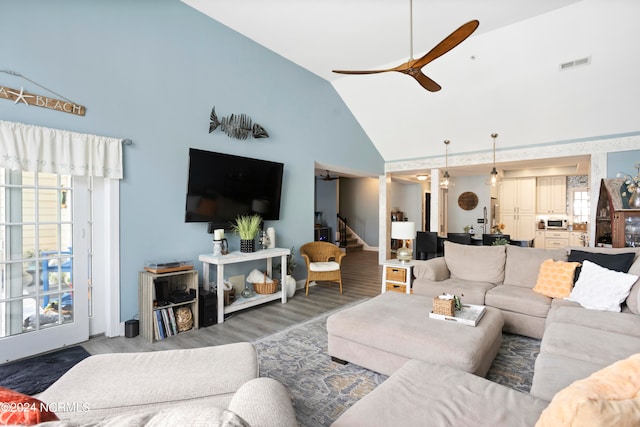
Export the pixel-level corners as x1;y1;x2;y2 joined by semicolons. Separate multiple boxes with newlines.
408;70;441;92
332;68;396;75
412;20;479;70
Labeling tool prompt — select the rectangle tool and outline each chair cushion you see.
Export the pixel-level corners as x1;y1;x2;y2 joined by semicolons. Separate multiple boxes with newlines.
309;261;339;272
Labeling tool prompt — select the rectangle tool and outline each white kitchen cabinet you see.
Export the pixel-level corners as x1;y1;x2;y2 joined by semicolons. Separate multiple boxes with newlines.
499;178;536;240
537;176;567;214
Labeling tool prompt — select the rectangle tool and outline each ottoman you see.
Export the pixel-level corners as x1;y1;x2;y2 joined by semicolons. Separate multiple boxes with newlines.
331;359;547;427
327;292;504;376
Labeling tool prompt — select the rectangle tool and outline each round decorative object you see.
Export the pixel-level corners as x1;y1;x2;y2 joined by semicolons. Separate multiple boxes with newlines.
458;192;479;210
285;275;297;298
175;306;193;332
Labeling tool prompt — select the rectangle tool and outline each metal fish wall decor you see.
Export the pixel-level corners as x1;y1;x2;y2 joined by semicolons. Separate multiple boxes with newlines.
209;107;269;140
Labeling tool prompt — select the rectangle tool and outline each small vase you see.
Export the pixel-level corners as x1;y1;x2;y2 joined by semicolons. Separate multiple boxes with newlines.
630;189;640;209
285;275;296;298
240;239;255;253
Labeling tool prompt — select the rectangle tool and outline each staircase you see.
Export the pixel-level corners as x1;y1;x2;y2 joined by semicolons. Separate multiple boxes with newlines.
337;214;363;253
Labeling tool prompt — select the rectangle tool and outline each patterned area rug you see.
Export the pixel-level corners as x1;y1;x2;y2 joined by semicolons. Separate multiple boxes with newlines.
253;301;541;427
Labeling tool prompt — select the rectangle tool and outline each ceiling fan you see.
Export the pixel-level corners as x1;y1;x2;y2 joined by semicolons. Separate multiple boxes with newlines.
332;0;479;92
317;170;339;181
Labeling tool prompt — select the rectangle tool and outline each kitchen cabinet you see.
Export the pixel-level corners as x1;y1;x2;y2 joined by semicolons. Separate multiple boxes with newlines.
499;178;536;240
537;176;567;214
534;230;546;248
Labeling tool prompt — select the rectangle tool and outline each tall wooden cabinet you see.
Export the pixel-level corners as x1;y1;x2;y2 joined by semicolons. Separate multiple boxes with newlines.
596;178;640;247
499;178;536;240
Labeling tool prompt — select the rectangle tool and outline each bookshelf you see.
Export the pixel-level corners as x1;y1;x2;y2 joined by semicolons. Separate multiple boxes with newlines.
138;269;199;342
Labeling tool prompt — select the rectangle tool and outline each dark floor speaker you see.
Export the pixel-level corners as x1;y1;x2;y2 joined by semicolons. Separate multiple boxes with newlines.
198;288;217;327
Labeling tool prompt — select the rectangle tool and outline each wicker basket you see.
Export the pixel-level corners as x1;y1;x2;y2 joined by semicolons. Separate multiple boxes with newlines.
254;273;279;295
432;297;455;316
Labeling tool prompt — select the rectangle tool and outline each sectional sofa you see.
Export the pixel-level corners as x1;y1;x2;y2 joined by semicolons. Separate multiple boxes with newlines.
331;242;640;426
32;342;297;426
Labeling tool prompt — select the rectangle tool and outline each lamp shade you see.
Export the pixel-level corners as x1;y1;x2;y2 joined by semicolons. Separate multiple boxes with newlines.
392;222;416;240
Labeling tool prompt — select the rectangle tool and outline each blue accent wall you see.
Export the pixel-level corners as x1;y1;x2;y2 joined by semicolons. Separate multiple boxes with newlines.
1;0;384;321
608;150;640;178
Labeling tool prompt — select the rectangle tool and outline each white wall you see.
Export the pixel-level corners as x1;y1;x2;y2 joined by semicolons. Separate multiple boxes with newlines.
447;175;492;233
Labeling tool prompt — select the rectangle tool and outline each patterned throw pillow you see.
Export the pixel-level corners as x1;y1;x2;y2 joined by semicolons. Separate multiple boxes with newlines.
533;259;581;298
0;386;59;425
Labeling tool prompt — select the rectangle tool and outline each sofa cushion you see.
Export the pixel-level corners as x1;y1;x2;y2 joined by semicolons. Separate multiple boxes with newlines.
503;245;567;288
444;241;506;284
40;404;250;427
541;322;640;367
486;285;551;318
566;246;640;314
532;259;580;298
0;386;59;425
568;249;636;281
567;260;638;312
546;306;640;338
38;343;259;422
413;277;495;305
332;359;548;427
535;353;640;427
531;353;608;402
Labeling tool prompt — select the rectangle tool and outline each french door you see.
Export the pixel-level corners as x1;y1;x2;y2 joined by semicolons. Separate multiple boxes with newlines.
0;170;89;363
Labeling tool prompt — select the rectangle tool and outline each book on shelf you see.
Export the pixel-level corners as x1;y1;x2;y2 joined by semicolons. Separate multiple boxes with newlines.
161;309;172;337
154;310;166;339
429;304;486;327
167;307;178;335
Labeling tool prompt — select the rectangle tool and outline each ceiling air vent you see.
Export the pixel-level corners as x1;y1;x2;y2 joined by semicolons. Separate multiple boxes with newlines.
560;56;591;71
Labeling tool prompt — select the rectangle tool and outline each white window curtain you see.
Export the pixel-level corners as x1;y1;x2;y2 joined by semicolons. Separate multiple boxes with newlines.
0;120;124;179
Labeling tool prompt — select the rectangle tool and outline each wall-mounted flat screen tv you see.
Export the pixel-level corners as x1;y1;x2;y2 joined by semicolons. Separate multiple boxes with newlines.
185;148;284;228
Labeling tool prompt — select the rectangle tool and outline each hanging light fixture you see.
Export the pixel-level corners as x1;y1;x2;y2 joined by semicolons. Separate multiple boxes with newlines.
440;140;451;189
490;133;499;186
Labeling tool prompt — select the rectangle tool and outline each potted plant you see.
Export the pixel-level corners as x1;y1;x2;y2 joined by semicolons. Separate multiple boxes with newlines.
231;214;262;253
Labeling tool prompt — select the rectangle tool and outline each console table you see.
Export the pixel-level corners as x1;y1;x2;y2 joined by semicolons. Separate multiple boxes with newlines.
199;247;290;324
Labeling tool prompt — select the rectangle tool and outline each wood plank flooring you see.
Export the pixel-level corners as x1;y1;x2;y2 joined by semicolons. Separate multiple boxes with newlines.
82;250;382;354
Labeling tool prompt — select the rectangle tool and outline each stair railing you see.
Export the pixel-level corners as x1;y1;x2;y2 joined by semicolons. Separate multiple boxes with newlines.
337;213;348;247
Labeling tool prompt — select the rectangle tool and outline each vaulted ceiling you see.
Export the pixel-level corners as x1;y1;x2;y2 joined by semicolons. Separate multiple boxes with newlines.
182;0;638;175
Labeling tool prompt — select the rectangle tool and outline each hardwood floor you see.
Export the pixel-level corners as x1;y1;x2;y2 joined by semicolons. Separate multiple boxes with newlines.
82;250;382;354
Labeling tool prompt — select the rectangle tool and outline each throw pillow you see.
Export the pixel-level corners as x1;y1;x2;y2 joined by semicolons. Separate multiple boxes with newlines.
535;353;640;427
0;386;59;425
566;260;639;312
568;250;636;282
532;259;581;298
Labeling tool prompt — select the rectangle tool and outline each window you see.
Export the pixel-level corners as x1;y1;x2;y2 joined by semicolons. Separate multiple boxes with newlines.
570;188;589;224
0;170;79;337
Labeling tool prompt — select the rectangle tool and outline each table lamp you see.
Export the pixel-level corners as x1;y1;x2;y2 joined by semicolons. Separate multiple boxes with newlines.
392;221;416;263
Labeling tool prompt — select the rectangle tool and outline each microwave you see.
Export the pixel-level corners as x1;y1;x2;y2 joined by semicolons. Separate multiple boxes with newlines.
547;219;568;229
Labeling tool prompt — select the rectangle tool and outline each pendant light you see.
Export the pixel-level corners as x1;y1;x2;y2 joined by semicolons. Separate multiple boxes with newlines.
490;133;498;186
441;140;451;189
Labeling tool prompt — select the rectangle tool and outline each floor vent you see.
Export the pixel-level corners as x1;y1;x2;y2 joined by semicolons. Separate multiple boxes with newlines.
560;56;591;71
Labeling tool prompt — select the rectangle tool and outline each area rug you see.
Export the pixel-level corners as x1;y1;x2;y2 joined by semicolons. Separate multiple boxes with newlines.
0;346;90;395
253;301;541;427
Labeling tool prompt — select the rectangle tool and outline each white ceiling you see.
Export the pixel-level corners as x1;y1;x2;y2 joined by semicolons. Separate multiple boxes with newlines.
182;0;637;180
182;0;580;83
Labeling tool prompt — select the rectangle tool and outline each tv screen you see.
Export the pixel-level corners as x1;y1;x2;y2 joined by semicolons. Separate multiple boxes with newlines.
185;148;284;227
